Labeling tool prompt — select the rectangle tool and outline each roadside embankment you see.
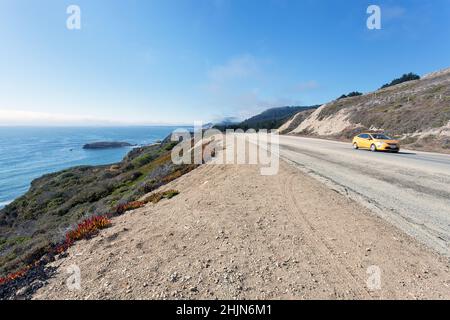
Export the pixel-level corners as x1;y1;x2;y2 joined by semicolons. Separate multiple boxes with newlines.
32;161;450;299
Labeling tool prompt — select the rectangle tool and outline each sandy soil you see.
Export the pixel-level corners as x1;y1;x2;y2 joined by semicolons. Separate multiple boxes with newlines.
32;161;450;300
291;105;355;136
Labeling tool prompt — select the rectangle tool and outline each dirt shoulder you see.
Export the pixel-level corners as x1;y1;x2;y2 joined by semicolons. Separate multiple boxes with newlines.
32;161;450;299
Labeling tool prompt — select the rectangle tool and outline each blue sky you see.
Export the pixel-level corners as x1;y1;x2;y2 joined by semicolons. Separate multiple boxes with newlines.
0;0;449;125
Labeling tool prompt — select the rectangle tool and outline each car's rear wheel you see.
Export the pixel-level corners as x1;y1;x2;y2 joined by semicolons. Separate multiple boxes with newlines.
353;143;359;150
370;144;377;152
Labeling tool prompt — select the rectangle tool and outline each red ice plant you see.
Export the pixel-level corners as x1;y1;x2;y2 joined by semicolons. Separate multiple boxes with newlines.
65;215;111;244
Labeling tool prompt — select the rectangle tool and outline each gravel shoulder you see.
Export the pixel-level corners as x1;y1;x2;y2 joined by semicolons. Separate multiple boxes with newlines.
32;161;450;300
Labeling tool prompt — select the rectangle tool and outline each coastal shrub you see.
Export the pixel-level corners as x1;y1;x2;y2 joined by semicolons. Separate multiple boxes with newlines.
338;91;363;100
144;192;164;204
116;171;143;186
141;182;161;194
162;170;183;183
162;164;197;184
46;197;65;210
101;171;118;179
381;73;420;89
0;237;31;252
163;190;179;200
59;172;76;180
22;243;50;266
164;142;178;151
132;153;158;167
128;171;143;182
77;183;115;204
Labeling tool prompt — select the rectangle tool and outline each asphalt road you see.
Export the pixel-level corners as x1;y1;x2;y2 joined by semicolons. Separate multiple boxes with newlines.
276;135;450;257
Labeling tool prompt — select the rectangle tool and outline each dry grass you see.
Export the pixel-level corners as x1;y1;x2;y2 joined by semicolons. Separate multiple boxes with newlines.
144;189;180;204
115;201;146;215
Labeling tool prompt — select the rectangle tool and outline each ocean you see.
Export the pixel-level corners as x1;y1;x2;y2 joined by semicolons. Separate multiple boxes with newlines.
0;126;184;209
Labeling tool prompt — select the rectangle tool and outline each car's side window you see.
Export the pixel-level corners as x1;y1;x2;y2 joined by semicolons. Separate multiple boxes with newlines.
360;134;368;139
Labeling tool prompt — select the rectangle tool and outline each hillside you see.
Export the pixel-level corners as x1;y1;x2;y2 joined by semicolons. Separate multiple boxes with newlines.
0;137;197;278
214;106;319;131
281;68;450;153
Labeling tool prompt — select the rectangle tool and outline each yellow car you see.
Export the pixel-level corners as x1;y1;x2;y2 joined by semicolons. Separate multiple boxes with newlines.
352;133;400;153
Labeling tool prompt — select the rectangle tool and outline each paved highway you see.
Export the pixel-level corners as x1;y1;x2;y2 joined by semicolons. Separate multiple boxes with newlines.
275;135;450;256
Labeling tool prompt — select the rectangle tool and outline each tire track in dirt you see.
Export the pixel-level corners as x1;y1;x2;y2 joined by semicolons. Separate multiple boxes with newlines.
281;173;372;298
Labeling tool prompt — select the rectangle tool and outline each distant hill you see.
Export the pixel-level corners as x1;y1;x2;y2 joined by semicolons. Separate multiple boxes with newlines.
280;68;450;153
216;117;240;126
214;106;320;131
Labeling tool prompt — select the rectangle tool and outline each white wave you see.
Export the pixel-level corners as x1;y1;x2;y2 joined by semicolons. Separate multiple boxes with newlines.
0;200;12;208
